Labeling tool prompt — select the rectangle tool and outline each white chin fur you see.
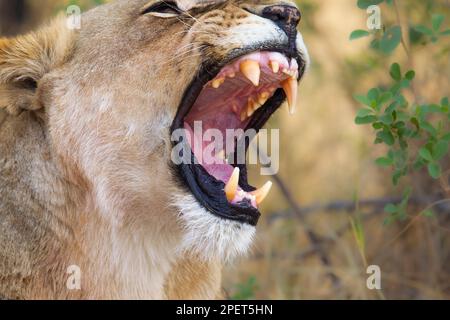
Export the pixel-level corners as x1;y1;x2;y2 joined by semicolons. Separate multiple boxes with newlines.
172;194;256;262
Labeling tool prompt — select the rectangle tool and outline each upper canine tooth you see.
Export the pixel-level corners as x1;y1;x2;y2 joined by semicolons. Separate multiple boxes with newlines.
212;78;225;89
225;167;240;202
251;181;273;205
269;61;280;73
282;77;298;115
240;60;260;87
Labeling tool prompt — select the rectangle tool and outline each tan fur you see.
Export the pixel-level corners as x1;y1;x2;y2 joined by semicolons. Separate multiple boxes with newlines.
0;0;307;299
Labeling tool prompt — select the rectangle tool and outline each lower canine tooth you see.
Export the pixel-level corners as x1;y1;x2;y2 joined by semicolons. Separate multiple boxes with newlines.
225;167;240;202
282;77;298;115
251;181;273;205
240;60;261;87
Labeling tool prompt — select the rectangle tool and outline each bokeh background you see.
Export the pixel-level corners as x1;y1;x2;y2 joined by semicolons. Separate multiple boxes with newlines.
1;0;449;299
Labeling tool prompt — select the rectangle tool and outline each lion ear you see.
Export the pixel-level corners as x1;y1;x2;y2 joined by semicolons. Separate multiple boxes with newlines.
0;16;74;115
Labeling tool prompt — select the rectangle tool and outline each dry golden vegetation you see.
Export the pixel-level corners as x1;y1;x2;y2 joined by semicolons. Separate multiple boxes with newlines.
1;0;449;299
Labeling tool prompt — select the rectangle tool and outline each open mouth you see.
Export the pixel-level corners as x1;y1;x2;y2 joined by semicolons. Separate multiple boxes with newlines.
171;49;305;226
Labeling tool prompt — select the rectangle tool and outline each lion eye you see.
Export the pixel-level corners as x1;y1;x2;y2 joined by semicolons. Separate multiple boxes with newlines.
142;1;181;18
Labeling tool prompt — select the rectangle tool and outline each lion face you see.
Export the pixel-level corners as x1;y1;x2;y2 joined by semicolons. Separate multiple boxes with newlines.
2;0;309;261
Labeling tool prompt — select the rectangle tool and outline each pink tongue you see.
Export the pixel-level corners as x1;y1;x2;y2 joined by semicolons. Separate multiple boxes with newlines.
183;123;257;208
184;122;234;184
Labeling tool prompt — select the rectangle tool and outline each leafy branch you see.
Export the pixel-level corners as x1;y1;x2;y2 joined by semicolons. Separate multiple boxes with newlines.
350;0;450;223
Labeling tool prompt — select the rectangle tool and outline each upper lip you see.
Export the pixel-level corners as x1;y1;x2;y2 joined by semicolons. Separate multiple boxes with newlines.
171;44;305;226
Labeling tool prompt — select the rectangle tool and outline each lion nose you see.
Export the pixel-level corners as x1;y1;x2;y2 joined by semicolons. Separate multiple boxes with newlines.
261;5;301;52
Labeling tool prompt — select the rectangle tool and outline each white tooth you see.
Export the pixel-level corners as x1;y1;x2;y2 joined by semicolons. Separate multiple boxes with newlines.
282;77;298;115
251;181;273;205
258;92;270;105
269;60;280;73
212;78;225;89
240;60;261;87
225;167;240;202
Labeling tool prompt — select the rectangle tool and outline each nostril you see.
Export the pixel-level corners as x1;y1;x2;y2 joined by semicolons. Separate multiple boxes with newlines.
260;5;302;55
262;5;301;27
266;12;283;22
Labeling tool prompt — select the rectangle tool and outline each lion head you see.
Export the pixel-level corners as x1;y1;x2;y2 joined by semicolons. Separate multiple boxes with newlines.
0;0;309;298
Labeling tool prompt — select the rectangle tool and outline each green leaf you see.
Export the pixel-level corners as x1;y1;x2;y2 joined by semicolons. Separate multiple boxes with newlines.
354;94;370;106
373;122;384;129
368;88;380;101
432;140;449;160
427;162;442;179
389;63;402;81
442;132;450;142
380;112;394;125
419;147;433;162
379;91;393;105
414;25;433;36
384;203;397;214
432;14;445;31
441;29;450;36
376;157;393;167
380;26;402;54
355;115;378;125
350;29;370;40
420;121;438;136
378;130;395;145
356;108;374;117
405;70;415;80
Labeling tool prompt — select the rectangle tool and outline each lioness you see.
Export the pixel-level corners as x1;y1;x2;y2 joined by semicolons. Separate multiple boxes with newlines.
0;0;309;299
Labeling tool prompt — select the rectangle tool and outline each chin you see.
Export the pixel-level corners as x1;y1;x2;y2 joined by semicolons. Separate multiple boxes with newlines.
172;193;256;262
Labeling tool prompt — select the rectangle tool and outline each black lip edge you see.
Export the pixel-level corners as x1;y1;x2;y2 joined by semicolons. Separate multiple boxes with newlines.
170;43;306;226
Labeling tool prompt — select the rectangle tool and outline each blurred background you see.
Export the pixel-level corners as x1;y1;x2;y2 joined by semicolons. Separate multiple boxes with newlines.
1;0;449;299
